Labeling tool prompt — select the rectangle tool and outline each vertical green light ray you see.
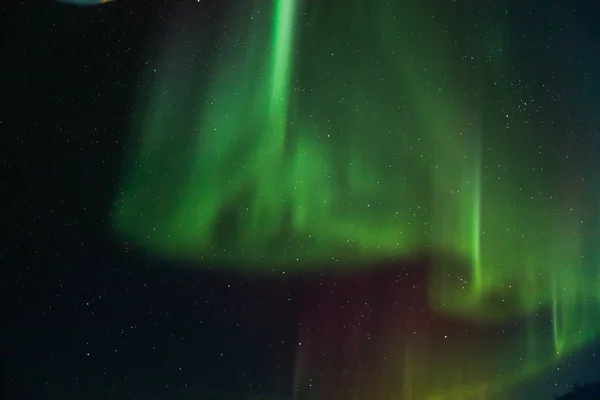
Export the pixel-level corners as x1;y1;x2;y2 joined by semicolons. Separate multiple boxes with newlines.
551;275;565;356
269;0;296;112
245;0;298;240
470;151;482;296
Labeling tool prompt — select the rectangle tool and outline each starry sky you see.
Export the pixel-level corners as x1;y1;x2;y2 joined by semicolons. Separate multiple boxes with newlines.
3;0;600;399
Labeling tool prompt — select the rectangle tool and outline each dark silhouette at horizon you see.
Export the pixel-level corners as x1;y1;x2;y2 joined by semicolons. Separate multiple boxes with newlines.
555;382;600;399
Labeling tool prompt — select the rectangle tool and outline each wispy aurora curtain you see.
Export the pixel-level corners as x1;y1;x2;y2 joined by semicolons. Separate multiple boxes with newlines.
113;1;600;397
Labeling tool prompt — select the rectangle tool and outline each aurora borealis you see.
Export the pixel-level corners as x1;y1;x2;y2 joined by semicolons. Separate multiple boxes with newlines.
111;0;600;399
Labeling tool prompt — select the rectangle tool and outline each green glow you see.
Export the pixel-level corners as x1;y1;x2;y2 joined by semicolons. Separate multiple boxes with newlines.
471;157;482;295
113;0;600;397
270;0;295;106
552;277;564;356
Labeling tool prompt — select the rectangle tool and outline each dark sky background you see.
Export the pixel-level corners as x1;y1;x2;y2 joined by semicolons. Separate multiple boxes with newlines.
2;0;600;399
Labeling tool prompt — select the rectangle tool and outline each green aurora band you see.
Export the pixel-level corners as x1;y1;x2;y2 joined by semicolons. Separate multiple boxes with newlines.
113;0;600;396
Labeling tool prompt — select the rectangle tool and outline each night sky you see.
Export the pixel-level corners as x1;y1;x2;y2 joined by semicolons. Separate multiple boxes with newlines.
3;0;600;399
